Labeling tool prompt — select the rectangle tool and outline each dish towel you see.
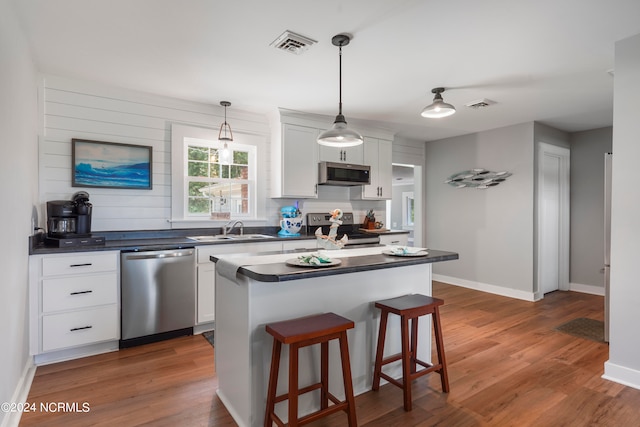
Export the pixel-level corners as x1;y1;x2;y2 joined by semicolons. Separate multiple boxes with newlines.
215;253;297;281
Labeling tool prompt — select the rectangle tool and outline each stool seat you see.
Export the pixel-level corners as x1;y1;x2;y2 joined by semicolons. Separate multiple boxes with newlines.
374;294;444;314
266;312;354;344
372;293;449;411
264;312;357;427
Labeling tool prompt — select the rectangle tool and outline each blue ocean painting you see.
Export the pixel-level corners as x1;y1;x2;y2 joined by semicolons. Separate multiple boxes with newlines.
73;141;151;189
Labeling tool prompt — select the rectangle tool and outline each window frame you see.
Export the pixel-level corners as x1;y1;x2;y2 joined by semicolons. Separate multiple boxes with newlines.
171;124;258;222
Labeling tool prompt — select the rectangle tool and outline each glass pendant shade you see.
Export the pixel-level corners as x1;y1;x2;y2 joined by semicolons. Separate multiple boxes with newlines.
421;88;456;118
317;114;363;147
218;101;232;164
219;142;231;165
318;34;363;147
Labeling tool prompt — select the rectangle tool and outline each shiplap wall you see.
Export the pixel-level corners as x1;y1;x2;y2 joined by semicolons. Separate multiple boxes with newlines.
38;75;271;231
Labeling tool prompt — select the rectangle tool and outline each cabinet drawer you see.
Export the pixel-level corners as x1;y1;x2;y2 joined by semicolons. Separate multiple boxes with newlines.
281;240;318;251
42;273;118;313
42;305;119;352
42;252;118;277
196;242;283;263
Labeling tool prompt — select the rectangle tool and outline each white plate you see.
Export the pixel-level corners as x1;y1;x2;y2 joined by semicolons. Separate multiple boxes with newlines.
382;250;429;257
285;258;342;268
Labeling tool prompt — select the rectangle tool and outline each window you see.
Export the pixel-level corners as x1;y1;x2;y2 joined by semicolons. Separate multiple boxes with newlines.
171;124;257;221
402;192;414;227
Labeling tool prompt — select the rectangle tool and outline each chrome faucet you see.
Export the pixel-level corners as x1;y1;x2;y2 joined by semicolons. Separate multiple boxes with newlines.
223;220;244;236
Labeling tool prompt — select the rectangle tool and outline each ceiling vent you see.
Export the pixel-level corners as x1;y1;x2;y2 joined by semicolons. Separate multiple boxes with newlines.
465;98;497;109
270;30;317;55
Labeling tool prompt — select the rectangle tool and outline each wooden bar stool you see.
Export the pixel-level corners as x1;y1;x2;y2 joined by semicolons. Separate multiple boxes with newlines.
264;312;357;427
372;294;449;411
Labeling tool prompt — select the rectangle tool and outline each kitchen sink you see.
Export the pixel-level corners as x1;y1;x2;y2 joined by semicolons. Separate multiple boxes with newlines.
229;234;276;240
186;234;275;242
186;235;234;242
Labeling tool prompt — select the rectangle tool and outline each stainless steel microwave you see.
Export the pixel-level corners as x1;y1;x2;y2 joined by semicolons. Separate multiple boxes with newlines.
318;161;371;186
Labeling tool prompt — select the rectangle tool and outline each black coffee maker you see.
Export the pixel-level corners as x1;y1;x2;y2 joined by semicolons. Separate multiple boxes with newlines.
47;191;93;238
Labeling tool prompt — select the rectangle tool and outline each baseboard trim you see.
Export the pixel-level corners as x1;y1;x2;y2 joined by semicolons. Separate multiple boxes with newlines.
432;274;538;301
0;357;36;427
603;360;640;390
569;282;605;296
34;341;118;366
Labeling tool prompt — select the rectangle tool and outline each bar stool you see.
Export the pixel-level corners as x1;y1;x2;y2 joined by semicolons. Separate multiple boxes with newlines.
372;294;449;411
264;312;357;427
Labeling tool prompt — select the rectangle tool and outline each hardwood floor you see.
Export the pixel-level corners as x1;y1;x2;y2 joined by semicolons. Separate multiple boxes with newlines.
20;282;640;426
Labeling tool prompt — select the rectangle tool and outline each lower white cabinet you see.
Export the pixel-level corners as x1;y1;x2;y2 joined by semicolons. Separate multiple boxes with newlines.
42;305;119;352
196;241;283;324
29;251;120;360
379;233;409;246
281;239;319;251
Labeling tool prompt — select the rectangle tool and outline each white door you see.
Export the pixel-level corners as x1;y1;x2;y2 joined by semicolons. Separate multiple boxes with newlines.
537;143;570;296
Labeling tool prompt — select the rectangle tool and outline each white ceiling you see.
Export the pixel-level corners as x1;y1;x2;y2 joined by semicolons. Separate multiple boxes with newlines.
12;0;640;141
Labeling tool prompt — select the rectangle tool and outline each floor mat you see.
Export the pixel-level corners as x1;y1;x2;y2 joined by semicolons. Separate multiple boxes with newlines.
202;331;214;348
555;317;605;343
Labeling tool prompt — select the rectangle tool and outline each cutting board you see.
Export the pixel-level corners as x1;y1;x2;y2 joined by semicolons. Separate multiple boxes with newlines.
359;228;390;234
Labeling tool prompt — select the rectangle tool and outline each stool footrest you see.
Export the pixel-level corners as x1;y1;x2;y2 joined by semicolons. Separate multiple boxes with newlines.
274;382;322;404
298;401;349;426
268;393;347;427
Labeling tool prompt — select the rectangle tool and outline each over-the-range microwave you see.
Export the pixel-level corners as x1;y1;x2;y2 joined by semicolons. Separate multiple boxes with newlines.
318;161;371;186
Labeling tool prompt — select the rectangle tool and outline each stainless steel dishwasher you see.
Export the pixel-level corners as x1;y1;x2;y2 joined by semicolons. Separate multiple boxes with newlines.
120;248;196;347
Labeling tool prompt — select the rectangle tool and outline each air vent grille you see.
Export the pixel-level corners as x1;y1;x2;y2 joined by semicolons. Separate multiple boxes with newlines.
270;30;317;55
465;98;497;109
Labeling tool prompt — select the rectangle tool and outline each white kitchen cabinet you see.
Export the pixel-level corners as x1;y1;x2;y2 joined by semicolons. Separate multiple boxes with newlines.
196;241;283;325
29;251;120;363
361;137;393;200
281;239;318;251
318;144;363;164
271;123;319;198
379;233;409;246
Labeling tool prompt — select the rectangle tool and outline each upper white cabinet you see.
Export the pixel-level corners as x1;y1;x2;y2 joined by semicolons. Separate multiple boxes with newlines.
318;144;363;164
361;137;393;200
271;123;319;198
270;109;393;199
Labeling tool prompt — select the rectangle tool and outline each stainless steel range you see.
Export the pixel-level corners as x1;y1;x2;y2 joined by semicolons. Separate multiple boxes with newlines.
306;212;380;246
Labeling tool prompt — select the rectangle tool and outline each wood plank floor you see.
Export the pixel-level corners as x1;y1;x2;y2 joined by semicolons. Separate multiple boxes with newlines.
20;282;640;426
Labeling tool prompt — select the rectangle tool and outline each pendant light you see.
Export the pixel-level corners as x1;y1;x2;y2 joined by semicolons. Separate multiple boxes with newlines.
421;87;456;118
317;34;363;147
218;101;233;165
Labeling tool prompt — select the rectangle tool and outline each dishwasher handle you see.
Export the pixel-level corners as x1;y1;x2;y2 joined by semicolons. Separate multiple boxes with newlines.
123;249;194;261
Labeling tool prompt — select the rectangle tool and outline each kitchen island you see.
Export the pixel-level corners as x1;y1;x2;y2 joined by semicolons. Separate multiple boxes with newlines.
210;245;458;427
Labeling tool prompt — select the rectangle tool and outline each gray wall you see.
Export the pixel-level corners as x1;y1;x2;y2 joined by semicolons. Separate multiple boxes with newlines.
0;0;38;423
570;127;612;288
426;123;535;296
605;32;640;387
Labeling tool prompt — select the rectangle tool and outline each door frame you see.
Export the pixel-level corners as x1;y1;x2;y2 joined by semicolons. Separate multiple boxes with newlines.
535;142;570;299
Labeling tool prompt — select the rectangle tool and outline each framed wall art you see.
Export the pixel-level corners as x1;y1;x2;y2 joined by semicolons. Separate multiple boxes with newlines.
72;138;152;189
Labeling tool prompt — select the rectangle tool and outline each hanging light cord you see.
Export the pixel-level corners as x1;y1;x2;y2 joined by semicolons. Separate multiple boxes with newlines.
223;106;228;139
338;44;343;117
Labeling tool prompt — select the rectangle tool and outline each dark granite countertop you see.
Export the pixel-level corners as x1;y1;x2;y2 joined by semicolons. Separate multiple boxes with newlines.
28;227;315;255
210;249;458;282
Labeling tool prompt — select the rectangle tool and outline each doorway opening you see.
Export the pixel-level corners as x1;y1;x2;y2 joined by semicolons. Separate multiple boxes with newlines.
536;142;570;298
387;164;423;247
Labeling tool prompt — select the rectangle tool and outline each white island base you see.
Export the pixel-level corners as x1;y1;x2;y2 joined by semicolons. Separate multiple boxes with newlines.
213;247;441;427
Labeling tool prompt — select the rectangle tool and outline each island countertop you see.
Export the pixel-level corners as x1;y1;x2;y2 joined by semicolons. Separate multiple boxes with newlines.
212;244;458;427
210;246;459;282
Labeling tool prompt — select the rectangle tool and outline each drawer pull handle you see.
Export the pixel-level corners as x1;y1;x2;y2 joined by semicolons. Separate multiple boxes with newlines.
70;263;92;268
70;326;93;332
70;290;93;295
